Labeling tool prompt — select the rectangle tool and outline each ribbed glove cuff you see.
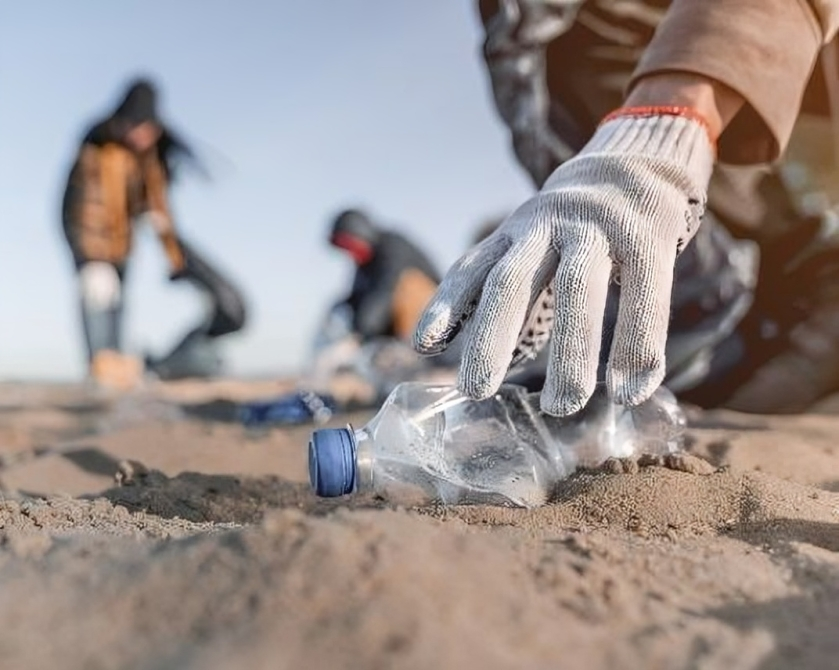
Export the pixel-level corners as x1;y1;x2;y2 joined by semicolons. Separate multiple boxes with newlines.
588;110;715;185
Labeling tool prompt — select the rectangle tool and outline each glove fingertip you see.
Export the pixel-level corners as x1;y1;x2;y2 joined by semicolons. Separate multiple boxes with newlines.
413;304;453;349
413;319;456;355
540;387;590;417
542;362;597;416
608;366;665;407
457;363;502;401
413;333;449;356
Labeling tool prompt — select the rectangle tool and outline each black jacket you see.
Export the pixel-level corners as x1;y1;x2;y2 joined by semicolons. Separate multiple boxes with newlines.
341;231;440;340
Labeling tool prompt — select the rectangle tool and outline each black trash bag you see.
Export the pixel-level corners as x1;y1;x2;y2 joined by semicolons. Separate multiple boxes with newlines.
146;237;247;380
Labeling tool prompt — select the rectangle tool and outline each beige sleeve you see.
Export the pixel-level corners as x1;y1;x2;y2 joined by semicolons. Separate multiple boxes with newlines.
631;0;830;164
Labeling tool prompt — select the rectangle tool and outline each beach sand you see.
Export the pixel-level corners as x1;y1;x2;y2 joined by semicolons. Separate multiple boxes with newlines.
0;378;837;669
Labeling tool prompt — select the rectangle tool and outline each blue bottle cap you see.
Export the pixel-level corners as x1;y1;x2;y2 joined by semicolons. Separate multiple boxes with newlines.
309;428;357;497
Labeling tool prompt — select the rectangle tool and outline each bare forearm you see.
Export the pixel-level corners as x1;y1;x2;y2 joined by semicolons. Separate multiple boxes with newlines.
625;73;744;144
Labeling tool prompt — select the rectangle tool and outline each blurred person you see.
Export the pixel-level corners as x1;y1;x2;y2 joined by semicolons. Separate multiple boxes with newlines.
61;77;246;389
237;209;449;427
415;0;839;415
328;208;442;344
321;207;458;402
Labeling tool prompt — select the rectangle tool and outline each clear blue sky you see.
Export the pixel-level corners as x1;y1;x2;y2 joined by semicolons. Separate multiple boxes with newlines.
0;2;533;381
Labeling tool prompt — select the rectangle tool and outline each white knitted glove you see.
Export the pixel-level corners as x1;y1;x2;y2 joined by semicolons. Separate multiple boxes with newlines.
415;112;715;416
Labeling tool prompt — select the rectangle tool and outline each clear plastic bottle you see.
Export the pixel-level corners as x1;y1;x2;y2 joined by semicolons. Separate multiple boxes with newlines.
308;382;686;508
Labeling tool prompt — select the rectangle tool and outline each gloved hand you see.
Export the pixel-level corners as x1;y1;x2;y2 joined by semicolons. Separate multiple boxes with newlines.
414;110;715;415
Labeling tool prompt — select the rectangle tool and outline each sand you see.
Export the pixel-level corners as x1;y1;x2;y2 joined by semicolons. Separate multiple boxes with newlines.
0;379;838;670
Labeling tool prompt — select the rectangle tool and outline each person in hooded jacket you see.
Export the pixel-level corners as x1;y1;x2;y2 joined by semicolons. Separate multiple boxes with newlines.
328;209;441;344
61;77;221;388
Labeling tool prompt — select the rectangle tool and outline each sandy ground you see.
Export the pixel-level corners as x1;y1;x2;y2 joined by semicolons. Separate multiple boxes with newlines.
0;379;838;670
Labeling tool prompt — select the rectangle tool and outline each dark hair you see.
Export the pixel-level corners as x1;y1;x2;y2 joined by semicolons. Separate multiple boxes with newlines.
83;76;207;182
113;78;159;125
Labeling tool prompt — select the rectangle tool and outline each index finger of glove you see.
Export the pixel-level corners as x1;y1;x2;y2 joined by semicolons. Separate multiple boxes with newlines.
414;234;510;354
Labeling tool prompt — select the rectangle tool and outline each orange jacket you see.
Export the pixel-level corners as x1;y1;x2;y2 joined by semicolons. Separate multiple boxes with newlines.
62;141;185;271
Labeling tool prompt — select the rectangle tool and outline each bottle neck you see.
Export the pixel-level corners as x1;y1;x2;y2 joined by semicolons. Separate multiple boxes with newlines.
353;426;375;493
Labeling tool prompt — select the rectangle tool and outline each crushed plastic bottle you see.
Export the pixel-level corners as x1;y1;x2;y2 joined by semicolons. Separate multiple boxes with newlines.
308;382;686;508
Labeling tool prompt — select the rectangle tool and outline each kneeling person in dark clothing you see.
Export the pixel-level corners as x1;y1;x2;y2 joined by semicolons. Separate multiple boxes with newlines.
240;209;447;427
329;209;441;344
